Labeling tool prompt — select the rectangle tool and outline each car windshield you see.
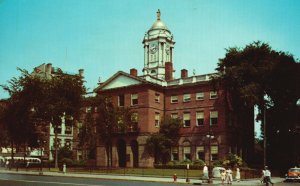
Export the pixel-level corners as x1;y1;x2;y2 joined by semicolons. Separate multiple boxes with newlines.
289;168;300;172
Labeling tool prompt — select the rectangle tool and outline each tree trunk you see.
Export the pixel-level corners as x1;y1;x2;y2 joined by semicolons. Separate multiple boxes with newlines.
54;127;58;168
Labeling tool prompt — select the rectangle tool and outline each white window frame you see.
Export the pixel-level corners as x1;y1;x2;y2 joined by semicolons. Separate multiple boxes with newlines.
155;112;160;127
210;91;218;99
196;111;204;126
211;145;219;160
118;94;125;107
171;113;178;119
183;112;191;127
196;92;204;100
196;146;204;160
131;93;138;106
171;96;178;103
210;111;218;125
183;94;191;102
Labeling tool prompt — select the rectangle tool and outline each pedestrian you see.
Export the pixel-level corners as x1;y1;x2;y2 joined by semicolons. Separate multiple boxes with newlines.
220;169;226;184
63;163;66;174
173;173;177;182
5;160;9;169
225;167;233;185
235;167;241;182
203;164;208;179
26;161;30;171
263;166;274;186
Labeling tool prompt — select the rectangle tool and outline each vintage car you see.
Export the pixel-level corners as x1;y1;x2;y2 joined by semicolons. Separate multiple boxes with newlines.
285;167;300;182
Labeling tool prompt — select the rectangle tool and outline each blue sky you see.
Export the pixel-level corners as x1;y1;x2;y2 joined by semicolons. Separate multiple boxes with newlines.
1;0;299;137
1;0;300;97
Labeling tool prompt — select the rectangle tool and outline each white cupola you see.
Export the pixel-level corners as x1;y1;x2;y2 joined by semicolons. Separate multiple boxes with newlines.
142;9;175;80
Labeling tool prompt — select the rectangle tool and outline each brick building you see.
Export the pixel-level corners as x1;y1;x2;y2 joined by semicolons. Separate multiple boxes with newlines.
94;10;254;167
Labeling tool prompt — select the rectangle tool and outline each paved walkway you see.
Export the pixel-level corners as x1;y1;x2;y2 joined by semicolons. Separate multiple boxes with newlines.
0;169;284;185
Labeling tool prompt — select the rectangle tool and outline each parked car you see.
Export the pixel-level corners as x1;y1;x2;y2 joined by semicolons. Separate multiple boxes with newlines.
212;167;226;178
285;167;300;182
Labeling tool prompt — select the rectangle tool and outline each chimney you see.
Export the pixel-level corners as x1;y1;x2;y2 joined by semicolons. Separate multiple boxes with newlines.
130;68;138;77
165;62;173;81
181;69;188;78
46;63;52;74
79;69;84;77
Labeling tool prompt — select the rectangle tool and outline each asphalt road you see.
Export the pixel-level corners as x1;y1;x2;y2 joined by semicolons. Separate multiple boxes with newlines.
0;173;190;186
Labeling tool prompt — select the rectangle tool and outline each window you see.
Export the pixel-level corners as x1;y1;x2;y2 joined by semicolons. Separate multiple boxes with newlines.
196;146;205;160
155;112;160;127
183;112;191;127
131;94;138;106
184;146;191;160
55;124;62;134
196;111;204;126
196;92;204;100
131;113;138;123
155;93;160;103
210;91;218;99
210;111;218;125
171;147;179;161
118;95;125;107
171;113;178;119
65;125;72;135
211;145;218;160
183;94;191;102
86;107;92;113
65;140;72;149
171;96;178;103
131;112;138;132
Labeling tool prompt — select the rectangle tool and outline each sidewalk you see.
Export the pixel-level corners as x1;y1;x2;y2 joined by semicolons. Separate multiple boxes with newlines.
0;169;284;185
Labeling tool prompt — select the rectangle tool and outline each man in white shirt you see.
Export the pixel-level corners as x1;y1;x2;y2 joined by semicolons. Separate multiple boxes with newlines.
263;166;274;186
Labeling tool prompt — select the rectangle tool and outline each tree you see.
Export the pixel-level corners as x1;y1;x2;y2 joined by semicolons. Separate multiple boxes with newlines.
1;68;86;168
93;96;115;167
215;41;299;171
0;69;44;165
145;115;181;164
78;111;97;160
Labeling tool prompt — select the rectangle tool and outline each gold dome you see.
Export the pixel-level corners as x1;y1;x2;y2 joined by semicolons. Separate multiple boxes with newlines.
149;9;169;31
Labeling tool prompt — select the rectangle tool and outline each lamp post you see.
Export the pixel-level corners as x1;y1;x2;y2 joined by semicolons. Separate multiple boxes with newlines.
186;163;190;182
38;139;46;175
206;133;214;183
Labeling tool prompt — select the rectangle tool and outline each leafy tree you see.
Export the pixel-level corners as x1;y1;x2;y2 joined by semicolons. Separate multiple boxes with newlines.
215;41;299;171
78;111;97;160
145;115;181;164
1;68;86;168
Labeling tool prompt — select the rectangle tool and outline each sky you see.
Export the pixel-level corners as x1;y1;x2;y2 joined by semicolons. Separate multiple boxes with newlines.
1;0;300;135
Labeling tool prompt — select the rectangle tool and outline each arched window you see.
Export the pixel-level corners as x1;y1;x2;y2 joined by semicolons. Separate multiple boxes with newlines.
182;141;191;161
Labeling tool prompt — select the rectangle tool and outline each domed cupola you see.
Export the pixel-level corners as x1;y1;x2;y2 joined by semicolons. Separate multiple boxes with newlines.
143;9;175;80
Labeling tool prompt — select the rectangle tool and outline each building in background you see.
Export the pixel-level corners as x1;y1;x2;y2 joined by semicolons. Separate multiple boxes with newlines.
31;63;84;161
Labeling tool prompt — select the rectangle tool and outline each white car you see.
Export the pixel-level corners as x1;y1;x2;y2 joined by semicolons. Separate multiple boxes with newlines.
212;167;226;178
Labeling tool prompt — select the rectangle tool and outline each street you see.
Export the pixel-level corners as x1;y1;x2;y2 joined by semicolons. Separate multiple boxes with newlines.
0;173;188;186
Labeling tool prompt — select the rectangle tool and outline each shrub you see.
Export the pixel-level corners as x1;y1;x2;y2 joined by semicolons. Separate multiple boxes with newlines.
60;158;73;166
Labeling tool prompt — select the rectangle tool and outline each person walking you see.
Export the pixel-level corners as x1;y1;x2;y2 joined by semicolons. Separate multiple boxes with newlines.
203;164;208;179
220;169;226;184
263;166;274;186
235;167;241;182
225;167;233;185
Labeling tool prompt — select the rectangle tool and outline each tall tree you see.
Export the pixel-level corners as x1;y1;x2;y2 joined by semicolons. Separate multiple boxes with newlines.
215;41;299;170
145;115;181;164
1;68;86;168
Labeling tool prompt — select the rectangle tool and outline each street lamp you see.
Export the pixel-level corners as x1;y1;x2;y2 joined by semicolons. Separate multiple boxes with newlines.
37;139;47;175
186;163;190;182
206;133;214;183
